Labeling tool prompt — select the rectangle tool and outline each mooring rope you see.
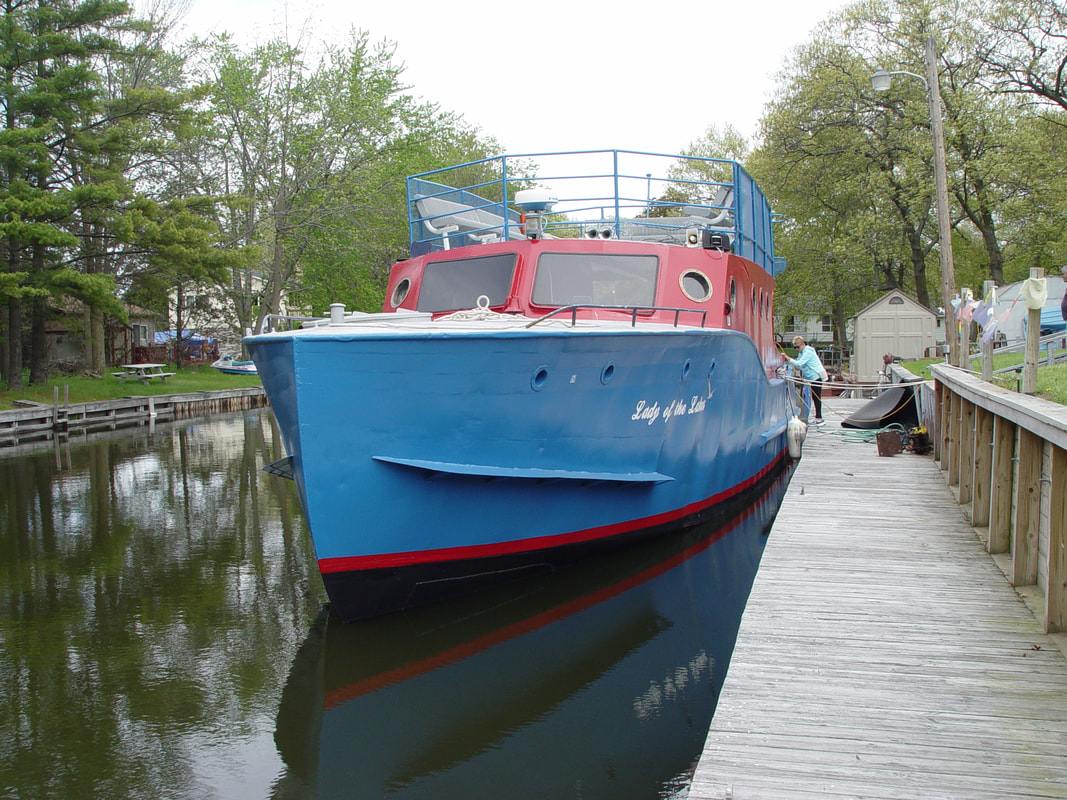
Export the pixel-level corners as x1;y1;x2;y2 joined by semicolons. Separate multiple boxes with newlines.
435;295;519;322
780;373;923;427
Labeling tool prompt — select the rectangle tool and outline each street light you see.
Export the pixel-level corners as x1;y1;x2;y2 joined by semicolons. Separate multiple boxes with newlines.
872;37;960;367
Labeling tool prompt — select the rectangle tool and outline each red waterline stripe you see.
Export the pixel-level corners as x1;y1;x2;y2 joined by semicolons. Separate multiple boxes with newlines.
318;448;789;575
321;470;790;710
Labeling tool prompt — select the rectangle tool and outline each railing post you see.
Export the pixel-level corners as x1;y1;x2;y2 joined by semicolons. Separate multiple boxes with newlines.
947;390;962;487
1022;267;1044;394
957;398;975;505
971;405;993;529
1011;429;1042;586
988;417;1015;554
932;381;943;461
1047;445;1067;632
939;387;953;473
981;280;995;382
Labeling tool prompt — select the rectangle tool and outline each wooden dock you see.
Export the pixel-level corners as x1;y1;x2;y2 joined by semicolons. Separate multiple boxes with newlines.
0;387;267;447
689;396;1067;800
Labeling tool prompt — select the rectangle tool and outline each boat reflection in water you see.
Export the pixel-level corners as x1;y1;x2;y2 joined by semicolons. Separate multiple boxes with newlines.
271;467;793;800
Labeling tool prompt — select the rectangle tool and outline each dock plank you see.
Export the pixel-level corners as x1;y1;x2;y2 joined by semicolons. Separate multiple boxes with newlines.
689;397;1067;800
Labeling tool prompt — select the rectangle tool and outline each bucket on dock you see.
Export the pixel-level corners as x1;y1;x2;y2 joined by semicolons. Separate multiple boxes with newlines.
876;430;904;457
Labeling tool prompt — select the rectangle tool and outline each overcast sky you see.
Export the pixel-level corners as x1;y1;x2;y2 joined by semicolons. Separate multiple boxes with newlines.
179;0;850;157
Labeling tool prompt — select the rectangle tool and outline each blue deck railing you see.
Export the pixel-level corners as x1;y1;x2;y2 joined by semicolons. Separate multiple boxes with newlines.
406;150;781;274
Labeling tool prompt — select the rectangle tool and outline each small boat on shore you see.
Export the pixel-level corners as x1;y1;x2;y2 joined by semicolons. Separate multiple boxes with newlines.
246;149;802;622
210;354;258;375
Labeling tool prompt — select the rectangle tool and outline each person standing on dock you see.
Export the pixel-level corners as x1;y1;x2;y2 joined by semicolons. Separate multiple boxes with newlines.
1061;265;1067;322
788;336;828;426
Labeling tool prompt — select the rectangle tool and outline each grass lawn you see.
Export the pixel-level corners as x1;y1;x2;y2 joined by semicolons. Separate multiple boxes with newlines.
0;366;261;410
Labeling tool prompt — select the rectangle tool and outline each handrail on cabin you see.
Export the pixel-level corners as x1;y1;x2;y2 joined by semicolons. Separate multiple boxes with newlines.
406;150;781;274
259;313;321;334
525;304;708;329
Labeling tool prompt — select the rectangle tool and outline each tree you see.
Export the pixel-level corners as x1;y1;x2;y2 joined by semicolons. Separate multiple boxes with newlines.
752;30;933;329
194;30;471;335
0;0;219;384
980;0;1067;111
295;121;502;314
752;0;1043;343
0;0;136;387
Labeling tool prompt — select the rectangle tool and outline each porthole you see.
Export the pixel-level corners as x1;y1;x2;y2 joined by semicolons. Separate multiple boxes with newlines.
390;278;411;308
682;359;691;379
729;278;737;310
531;365;550;391
679;269;712;302
600;362;615;385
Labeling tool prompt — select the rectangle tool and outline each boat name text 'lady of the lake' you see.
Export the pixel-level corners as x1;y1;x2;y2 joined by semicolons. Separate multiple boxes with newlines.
631;396;708;425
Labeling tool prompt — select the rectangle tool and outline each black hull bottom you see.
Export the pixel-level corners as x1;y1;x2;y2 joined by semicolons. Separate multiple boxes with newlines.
323;457;796;622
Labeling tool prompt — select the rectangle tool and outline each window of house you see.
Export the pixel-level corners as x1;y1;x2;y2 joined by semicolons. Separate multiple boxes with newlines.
821;315;831;332
186;294;211;312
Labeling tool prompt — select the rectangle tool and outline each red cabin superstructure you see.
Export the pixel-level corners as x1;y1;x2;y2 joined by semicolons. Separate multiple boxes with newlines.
385;237;780;377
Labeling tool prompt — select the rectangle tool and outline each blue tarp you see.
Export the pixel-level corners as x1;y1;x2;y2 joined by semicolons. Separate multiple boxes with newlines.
154;330;216;345
1021;308;1067;337
1040;307;1066;335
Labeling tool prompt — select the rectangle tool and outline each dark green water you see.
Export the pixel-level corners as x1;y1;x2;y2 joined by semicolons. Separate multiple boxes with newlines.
0;409;786;799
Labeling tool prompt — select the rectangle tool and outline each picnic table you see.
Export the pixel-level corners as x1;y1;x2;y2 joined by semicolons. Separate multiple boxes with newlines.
111;363;176;385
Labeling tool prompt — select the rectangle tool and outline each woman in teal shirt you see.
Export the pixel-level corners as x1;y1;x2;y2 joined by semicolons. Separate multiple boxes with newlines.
788;335;827;425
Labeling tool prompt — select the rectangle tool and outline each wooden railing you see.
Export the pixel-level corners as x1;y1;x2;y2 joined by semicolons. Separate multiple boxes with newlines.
928;363;1067;633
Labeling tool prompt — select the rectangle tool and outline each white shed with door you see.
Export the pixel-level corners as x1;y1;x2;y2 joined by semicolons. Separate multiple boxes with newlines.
851;290;939;383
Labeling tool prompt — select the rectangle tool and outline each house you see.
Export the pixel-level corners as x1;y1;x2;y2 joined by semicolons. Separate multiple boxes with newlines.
45;301;163;370
850;290;940;383
777;312;834;348
168;272;301;355
112;307;166;365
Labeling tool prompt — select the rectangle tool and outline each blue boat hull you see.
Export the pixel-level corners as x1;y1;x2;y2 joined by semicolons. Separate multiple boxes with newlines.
273;467;793;796
247;325;795;621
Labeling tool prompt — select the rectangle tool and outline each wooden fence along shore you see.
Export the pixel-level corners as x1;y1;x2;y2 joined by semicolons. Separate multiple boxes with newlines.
0;387;268;447
927;363;1067;636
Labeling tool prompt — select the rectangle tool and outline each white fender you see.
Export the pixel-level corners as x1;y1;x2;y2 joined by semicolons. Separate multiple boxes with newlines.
787;415;807;459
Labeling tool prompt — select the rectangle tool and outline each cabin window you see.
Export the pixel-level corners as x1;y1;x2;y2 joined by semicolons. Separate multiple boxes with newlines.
532;253;658;307
417;253;517;312
390;278;411;308
727;278;737;313
679;269;712;302
751;286;757;315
